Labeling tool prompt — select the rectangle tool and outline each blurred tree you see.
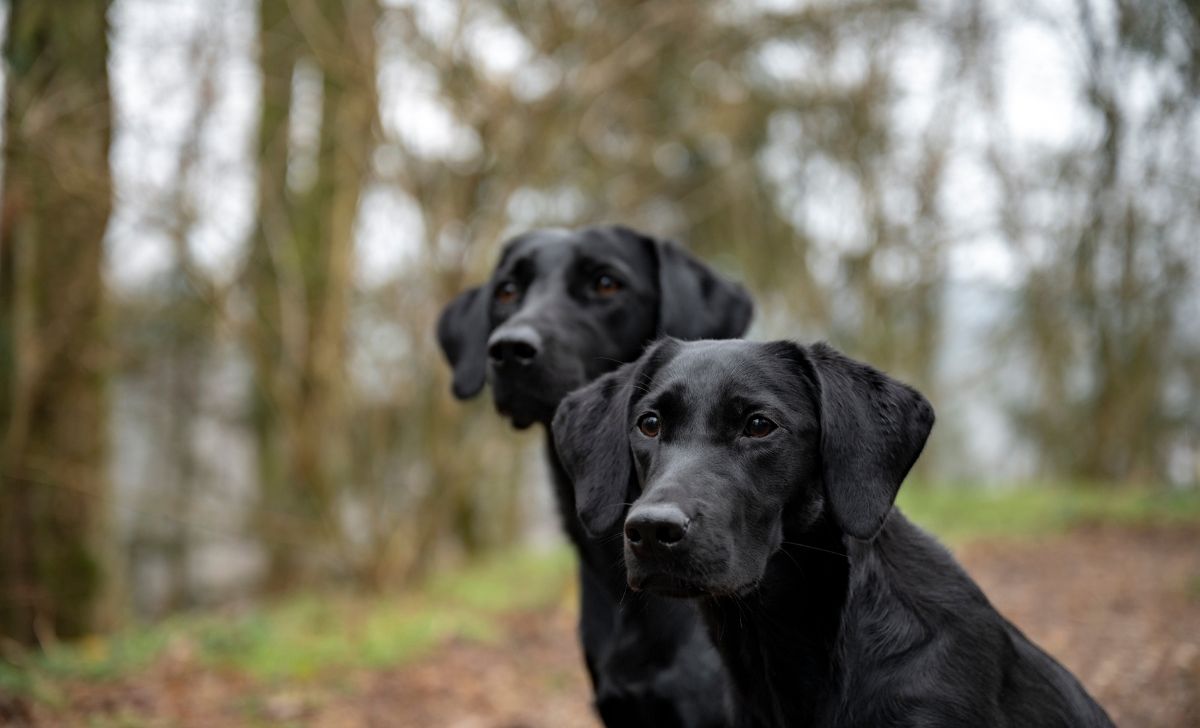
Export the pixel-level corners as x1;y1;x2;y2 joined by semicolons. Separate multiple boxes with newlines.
116;30;226;613
0;0;113;643
998;0;1199;483
249;0;381;588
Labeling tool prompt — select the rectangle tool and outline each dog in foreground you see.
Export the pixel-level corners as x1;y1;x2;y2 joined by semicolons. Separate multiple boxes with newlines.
554;338;1114;728
438;226;751;726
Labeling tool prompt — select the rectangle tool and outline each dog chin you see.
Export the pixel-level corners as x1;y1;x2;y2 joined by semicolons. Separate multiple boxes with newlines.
494;402;543;430
510;412;537;430
491;391;555;429
630;561;763;599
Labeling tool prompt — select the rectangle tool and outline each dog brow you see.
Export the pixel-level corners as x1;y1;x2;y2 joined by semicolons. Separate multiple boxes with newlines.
498;253;536;281
651;385;686;421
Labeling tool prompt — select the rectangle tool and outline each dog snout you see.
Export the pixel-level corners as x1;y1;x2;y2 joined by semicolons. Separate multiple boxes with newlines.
487;325;542;368
625;503;690;555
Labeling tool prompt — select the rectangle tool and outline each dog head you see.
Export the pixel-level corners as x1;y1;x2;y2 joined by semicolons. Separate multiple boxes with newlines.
437;225;753;428
553;339;934;596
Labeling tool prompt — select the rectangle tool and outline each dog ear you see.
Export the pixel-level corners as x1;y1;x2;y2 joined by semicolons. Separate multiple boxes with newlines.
552;361;639;538
654;238;754;340
804;342;935;540
603;226;753;339
436;285;490;399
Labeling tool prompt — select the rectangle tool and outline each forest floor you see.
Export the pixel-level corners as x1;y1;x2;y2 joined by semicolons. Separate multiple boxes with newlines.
3;487;1199;727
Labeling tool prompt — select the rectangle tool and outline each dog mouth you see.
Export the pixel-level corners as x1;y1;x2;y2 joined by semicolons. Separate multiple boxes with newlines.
491;380;558;428
627;571;711;598
628;553;760;599
496;406;537;429
491;365;585;428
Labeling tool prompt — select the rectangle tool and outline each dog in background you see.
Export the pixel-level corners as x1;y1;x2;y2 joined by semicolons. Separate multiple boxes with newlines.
554;338;1114;728
437;225;752;727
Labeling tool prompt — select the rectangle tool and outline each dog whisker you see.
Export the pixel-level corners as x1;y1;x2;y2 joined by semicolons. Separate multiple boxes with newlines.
781;540;849;560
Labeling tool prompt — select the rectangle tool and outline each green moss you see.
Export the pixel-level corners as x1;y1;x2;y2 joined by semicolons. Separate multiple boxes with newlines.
423;548;575;612
897;481;1200;545
4;544;575;701
1185;574;1200;602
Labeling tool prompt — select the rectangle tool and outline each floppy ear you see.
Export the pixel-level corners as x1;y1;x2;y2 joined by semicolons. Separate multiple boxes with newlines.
436;285;490;399
552;362;638;538
805;342;935;540
602;226;752;339
654;238;754;339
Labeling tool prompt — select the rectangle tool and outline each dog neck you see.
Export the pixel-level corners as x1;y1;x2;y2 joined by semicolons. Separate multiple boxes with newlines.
701;508;988;727
699;512;850;727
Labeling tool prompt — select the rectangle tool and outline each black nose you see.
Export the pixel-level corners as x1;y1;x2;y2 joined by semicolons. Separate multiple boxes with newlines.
487;326;541;368
625;504;690;554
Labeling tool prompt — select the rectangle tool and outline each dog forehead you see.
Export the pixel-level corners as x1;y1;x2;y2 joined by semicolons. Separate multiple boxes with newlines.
650;340;790;406
497;229;573;270
498;227;649;276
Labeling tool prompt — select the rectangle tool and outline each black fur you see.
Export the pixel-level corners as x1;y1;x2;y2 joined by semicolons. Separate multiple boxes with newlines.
436;225;752;727
553;339;1114;728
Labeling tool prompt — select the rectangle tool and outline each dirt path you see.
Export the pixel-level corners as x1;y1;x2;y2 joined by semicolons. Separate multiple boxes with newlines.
13;525;1200;727
959;526;1200;727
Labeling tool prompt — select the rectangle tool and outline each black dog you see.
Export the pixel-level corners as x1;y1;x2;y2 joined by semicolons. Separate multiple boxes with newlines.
437;225;752;726
554;339;1114;728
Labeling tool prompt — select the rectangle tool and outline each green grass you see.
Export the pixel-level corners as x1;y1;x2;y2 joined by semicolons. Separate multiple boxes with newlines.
898;481;1200;545
0;546;575;698
3;483;1197;702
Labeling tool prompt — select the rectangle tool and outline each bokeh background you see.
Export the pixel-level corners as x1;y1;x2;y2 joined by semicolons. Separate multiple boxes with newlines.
1;0;1198;725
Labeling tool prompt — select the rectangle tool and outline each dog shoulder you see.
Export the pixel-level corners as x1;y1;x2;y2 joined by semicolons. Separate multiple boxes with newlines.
842;511;1113;726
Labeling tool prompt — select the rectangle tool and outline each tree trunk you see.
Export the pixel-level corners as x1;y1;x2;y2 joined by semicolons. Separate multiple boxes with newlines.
250;0;378;588
0;0;113;645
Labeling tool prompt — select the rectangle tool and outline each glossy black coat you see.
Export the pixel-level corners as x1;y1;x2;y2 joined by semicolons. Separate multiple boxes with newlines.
554;339;1114;728
437;226;752;727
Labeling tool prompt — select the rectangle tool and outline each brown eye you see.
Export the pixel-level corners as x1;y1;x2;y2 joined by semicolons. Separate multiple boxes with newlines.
494;281;519;304
594;273;622;297
744;415;776;438
637;413;661;438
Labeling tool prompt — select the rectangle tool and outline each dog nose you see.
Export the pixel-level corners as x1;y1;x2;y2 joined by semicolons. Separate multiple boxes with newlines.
487;326;541;368
625;504;690;553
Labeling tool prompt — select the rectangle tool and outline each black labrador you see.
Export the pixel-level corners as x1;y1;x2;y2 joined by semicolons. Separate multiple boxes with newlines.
554;338;1114;728
437;225;752;727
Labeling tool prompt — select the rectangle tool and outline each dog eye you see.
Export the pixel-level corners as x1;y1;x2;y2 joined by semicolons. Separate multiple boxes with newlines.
744;415;777;438
494;281;520;304
636;413;661;438
593;273;623;297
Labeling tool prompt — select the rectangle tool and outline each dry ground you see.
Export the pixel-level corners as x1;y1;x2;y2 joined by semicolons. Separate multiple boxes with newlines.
7;524;1199;727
